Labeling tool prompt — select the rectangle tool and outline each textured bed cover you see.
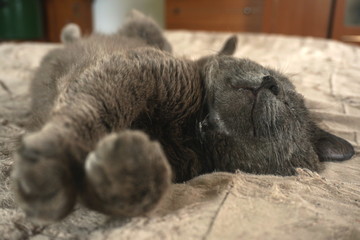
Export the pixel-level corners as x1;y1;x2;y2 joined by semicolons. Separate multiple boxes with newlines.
0;31;359;240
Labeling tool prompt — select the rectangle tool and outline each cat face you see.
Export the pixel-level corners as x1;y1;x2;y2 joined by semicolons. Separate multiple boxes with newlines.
198;55;354;175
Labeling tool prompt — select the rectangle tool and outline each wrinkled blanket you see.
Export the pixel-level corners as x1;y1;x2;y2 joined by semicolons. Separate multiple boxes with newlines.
0;31;359;240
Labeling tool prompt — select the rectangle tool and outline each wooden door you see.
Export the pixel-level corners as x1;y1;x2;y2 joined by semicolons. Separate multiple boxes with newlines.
331;0;360;45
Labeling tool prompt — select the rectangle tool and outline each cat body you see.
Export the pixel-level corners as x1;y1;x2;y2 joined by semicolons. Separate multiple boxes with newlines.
12;12;354;222
29;32;203;181
14;12;209;221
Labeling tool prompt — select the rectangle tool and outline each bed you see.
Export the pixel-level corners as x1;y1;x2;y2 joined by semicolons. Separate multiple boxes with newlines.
0;31;359;240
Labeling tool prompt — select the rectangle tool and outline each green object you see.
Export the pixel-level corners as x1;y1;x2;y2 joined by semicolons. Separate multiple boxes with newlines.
0;0;44;40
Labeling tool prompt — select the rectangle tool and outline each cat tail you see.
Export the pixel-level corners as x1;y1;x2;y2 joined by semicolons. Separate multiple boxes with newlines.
61;23;81;44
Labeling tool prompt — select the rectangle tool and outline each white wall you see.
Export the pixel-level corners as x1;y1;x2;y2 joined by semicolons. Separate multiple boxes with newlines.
92;0;164;34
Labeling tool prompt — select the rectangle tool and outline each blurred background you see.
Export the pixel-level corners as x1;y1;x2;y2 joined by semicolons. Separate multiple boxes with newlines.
0;0;359;45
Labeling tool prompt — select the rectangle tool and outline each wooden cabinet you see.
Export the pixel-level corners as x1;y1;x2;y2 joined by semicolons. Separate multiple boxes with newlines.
166;0;264;32
166;0;332;37
166;0;360;44
44;0;92;42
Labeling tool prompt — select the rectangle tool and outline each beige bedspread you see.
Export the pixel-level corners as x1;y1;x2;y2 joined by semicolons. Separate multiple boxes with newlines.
0;31;359;240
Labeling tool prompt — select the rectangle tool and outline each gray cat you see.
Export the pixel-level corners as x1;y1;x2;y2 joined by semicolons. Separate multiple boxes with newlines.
12;11;354;223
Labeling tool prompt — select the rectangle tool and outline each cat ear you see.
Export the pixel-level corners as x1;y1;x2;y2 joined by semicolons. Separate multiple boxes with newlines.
196;35;237;70
313;128;355;162
217;35;237;56
196;36;236;80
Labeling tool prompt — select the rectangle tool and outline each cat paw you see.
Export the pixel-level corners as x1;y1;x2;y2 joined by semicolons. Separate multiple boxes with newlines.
83;130;171;216
12;134;76;223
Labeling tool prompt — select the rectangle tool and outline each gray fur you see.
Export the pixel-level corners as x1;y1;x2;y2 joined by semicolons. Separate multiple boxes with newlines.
118;10;172;52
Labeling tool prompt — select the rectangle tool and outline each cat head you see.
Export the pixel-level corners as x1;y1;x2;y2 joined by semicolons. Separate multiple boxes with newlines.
197;37;355;175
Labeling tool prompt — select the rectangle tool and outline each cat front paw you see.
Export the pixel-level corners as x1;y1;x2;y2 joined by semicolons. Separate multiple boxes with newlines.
83;130;171;216
12;134;76;223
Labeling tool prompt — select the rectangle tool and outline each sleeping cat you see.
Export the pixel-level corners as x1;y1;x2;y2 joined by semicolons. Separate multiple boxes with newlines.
12;11;354;222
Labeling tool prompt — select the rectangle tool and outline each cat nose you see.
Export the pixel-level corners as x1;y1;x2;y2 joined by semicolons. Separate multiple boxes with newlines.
200;111;222;133
261;76;279;96
201;114;216;131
